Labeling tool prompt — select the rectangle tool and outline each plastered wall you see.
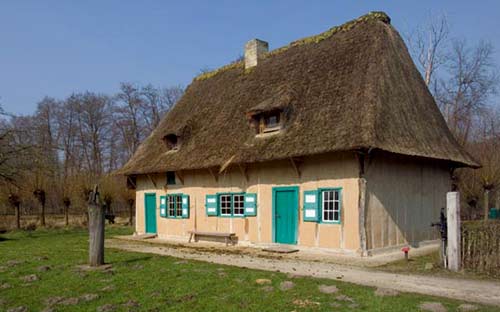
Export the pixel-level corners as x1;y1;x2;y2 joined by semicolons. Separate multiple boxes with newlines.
135;152;361;251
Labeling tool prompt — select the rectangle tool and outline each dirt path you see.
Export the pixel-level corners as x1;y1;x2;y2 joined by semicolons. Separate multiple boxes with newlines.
107;238;500;307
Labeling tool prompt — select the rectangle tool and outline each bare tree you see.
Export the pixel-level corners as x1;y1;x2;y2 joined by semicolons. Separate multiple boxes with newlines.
406;13;449;87
435;40;499;145
114;83;144;158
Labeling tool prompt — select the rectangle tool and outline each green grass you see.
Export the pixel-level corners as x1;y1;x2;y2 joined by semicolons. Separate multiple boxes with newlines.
0;227;496;311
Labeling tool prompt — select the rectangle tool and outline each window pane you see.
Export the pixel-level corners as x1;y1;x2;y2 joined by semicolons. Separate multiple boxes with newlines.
176;195;182;216
220;195;231;215
168;196;175;217
233;195;244;216
322;190;340;222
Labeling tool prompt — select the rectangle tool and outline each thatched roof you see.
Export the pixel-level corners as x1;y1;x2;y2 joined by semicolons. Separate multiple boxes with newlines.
117;12;478;176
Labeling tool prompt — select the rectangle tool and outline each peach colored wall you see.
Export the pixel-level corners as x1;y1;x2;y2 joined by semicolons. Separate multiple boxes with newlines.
135;152;361;251
365;152;450;251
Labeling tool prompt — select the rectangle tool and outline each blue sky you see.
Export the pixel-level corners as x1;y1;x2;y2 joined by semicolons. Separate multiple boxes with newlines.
1;0;499;115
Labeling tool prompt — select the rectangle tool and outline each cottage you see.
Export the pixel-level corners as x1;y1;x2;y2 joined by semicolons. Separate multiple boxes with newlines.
117;12;477;255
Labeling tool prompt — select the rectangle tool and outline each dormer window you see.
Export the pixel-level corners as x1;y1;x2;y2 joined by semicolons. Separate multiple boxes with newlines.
163;134;180;151
259;111;282;134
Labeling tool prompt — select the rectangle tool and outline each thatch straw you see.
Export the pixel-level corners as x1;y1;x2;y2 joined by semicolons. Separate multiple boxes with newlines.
116;12;478;176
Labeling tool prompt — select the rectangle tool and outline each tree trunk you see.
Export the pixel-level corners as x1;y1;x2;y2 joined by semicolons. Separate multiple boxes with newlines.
88;188;105;266
484;189;490;221
15;204;20;229
65;205;69;226
40;203;46;226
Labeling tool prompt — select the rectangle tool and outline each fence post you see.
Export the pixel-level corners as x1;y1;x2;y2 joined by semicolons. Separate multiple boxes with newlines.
447;191;461;271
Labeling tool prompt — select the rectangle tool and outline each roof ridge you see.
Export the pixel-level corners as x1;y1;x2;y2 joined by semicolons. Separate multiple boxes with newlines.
194;11;391;81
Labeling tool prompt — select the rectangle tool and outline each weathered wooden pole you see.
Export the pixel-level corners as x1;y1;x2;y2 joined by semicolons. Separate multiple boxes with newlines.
446;191;461;272
88;185;105;266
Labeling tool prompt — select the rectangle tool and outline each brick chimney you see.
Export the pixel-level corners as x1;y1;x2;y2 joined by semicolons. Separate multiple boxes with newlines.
244;39;269;69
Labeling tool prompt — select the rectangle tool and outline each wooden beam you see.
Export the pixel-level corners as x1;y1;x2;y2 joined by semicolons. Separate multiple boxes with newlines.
238;164;249;182
208;167;218;182
176;170;184;185
146;174;157;188
126;176;137;189
289;157;301;178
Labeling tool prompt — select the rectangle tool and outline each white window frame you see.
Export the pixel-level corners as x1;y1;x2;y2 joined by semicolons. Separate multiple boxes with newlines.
233;194;245;216
321;189;341;223
219;194;232;216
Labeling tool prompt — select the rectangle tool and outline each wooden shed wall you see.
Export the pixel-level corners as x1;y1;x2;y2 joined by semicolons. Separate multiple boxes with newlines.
364;152;450;251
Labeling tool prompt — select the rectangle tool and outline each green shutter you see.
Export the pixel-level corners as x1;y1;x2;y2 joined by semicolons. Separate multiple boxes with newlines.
205;194;218;216
159;195;167;218
303;190;319;222
244;193;257;216
181;194;190;218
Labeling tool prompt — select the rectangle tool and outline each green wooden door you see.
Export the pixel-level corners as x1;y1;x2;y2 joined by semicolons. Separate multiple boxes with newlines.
145;193;157;234
273;187;298;244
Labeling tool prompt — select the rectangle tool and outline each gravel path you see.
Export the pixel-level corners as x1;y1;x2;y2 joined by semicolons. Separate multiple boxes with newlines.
107;238;500;307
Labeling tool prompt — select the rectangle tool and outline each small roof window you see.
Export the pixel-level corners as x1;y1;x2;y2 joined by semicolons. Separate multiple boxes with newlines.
163;134;180;151
259;111;282;133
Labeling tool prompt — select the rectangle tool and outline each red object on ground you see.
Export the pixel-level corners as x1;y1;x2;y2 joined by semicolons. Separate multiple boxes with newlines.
401;246;410;261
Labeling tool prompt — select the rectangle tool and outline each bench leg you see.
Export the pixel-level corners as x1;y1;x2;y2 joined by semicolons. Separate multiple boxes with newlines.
188;233;193;243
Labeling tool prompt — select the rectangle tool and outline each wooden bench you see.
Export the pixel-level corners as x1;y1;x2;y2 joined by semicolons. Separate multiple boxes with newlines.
188;231;236;246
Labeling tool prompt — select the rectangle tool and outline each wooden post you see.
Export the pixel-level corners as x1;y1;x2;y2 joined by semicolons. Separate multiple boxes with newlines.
15;204;20;229
447;192;461;272
358;177;368;256
88;185;105;266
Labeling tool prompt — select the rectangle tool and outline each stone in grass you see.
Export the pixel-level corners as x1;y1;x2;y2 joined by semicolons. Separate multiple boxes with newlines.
261;286;274;292
330;302;341;308
21;274;39;282
318;284;339;294
59;297;80;306
44;296;64;306
97;304;117;312
37;265;51;272
1;282;12;289
7;306;28;312
279;281;295;291
335;295;355;303
7;260;24;267
419;302;447;312
424;263;434;270
122;300;140;308
458;304;478;312
132;264;144;270
101;285;115;292
174;260;188;265
255;278;272;285
80;293;99;302
374;287;400;297
36;256;49;261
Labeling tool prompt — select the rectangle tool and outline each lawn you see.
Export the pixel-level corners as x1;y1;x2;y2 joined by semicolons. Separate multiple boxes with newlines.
0;227;496;312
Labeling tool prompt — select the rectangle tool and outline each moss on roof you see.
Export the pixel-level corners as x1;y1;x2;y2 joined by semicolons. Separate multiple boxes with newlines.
194;11;390;81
